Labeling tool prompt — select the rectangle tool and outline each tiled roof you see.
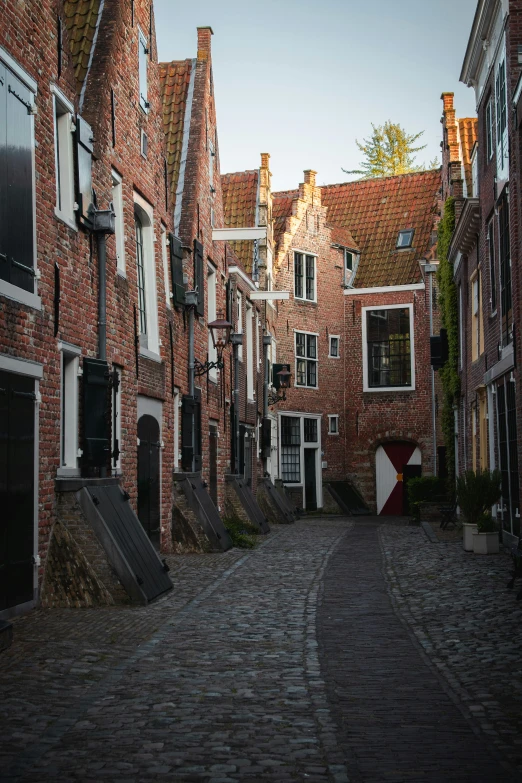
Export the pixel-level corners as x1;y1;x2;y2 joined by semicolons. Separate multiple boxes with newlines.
320;170;441;287
160;59;193;211
221;170;259;272
329;224;359;251
458;118;478;197
64;0;101;95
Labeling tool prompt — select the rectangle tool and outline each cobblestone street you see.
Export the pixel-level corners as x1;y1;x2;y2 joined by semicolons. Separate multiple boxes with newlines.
1;518;521;782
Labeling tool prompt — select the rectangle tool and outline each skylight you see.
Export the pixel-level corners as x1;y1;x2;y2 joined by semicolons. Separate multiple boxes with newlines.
397;229;414;249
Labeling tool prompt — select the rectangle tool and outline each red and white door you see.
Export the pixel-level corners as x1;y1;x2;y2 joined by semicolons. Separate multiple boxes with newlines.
376;443;421;515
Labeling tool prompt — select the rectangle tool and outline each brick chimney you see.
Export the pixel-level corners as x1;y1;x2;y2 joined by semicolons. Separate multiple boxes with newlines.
197;26;213;60
304;169;316;187
441;92;454;112
299;169;320;205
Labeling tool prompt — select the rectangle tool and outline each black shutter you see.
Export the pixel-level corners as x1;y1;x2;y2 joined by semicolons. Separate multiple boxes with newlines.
272;363;291;389
181;394;195;471
76;115;93;229
82;357;110;467
261;417;272;451
1;63;35;292
194;387;202;472
169;233;185;306
194;238;204;316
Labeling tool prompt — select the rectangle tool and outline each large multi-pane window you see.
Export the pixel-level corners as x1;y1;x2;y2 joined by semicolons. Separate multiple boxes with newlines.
496;57;508;174
498;192;512;345
295;332;318;387
486;98;494;162
281;416;300;482
365;307;412;389
294;252;316;301
135;214;147;334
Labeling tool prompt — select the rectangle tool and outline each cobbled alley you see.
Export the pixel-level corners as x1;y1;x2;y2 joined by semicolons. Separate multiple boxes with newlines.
1;518;521;782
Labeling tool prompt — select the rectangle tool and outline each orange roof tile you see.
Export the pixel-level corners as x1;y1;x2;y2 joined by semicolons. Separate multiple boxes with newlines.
458;118;478;197
160;59;193;212
320;170;441;287
272;189;297;247
328;224;359;251
64;0;101;95
221;170;259;272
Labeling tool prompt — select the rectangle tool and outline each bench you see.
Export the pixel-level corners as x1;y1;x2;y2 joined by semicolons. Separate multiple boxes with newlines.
439;501;458;530
506;536;522;600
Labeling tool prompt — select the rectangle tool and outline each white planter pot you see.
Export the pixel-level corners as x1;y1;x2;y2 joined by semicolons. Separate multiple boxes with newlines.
463;523;478;551
472;532;500;555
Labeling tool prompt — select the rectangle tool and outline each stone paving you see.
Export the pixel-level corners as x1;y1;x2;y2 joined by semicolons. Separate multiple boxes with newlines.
0;517;520;782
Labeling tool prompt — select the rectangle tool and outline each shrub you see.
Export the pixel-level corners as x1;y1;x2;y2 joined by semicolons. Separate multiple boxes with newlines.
223;516;258;549
476;512;498;533
407;476;443;519
456;469;502;525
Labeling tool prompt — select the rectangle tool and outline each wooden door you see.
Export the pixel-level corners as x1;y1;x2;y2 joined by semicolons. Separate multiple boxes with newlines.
209;424;218;506
137;415;161;549
376;443;421;515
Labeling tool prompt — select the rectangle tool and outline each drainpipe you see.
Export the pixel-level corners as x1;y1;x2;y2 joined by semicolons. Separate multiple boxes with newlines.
263;334;271;418
230;333;243;474
185;290;198;471
424;262;438;477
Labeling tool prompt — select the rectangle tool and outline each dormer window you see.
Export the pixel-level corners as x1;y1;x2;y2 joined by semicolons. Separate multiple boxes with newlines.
345;250;353;271
397;229;414;249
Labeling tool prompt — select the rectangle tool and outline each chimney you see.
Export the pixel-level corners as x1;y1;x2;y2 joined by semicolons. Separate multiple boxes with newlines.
261;152;270;170
441;92;454;113
304;169;317;187
197;26;213;60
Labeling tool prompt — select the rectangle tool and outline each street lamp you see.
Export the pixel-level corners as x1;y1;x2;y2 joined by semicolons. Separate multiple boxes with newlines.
268;366;291;406
194;312;232;377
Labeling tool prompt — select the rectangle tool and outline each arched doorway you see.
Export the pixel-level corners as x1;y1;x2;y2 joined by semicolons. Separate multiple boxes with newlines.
376;442;421;515
137;414;161;549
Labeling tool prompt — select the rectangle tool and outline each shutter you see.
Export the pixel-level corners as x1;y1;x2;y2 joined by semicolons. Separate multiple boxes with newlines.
181;394;195;471
261;417;272;451
0;62;7;285
76;115;93;228
272;363;291;390
194;238;204;316
194;387;202;472
169;233;185;306
3;64;34;292
82;357;111;467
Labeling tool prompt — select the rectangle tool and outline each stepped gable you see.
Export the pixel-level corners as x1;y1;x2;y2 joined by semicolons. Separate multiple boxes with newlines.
458;117;478;196
320;169;441;288
221;170;259;272
159;58;194;212
272;189;298;246
64;0;102;95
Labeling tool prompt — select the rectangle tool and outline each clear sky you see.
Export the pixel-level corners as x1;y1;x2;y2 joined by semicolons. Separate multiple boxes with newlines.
155;0;478;192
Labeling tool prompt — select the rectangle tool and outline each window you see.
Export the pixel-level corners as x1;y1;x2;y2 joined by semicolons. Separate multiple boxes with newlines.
112;170;125;275
295;332;318;388
304;418;318;442
207;264;217;381
140;129;148;158
329;335;340;358
0;54;38;304
281;416;300;482
237;290;243;360
364;306;413;390
161;225;170;307
135;214;147;335
209;138;215;189
53;88;76;226
133;194;159;356
486;98;494;161
294;252;316;301
471;145;478;198
478;389;488;471
345;250;353;271
488;221;496;312
495;56;508;175
498;192;512;346
396;229;414;249
328;415;339;435
246;301;254;399
471;273;483;362
59;344;80;474
138;29;149;112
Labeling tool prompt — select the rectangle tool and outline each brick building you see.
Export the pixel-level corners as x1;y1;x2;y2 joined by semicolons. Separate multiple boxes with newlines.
442;0;522;543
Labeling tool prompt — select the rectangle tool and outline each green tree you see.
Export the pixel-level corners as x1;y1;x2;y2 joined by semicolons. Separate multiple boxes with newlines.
343;121;428;178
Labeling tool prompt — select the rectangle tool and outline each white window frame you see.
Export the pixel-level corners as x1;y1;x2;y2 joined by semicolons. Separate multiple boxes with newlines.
293;250;317;302
486;98;494;161
237;290;243;361
471;145;479;198
112;365;122;475
52;86;76;229
328;414;339;435
246;300;254;400
278;411;323;509
471;274;480;362
133;192;159;359
58;342;81;476
0;49;40;310
295;329;319;389
495;47;508;180
207;263;217;381
112;169;125;276
329;335;340;359
161;224;170;308
362;303;415;393
138;28;149;113
396;229;414;249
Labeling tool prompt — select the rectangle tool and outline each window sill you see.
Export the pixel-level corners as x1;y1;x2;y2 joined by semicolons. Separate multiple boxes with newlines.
328;432;340;436
295;385;318;390
116;269;127;280
54;208;78;232
363;386;415;393
328;355;341;360
139;347;162;363
294;297;317;305
56;466;80;478
0;279;41;310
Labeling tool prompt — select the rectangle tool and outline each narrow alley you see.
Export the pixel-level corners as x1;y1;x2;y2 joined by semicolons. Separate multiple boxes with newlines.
1;519;520;782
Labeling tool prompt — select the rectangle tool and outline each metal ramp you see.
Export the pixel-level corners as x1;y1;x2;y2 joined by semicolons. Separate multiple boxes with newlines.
173;473;233;552
260;478;297;523
225;475;270;534
327;481;371;516
78;485;173;604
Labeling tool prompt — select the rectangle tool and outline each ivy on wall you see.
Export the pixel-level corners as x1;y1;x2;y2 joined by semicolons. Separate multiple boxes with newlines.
436;197;459;489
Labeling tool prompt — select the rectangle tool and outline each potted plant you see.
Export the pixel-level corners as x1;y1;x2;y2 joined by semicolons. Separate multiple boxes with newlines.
456;469;502;552
472;512;500;554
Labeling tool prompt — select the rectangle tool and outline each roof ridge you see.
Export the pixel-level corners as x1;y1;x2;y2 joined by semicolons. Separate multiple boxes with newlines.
321;168;441;190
